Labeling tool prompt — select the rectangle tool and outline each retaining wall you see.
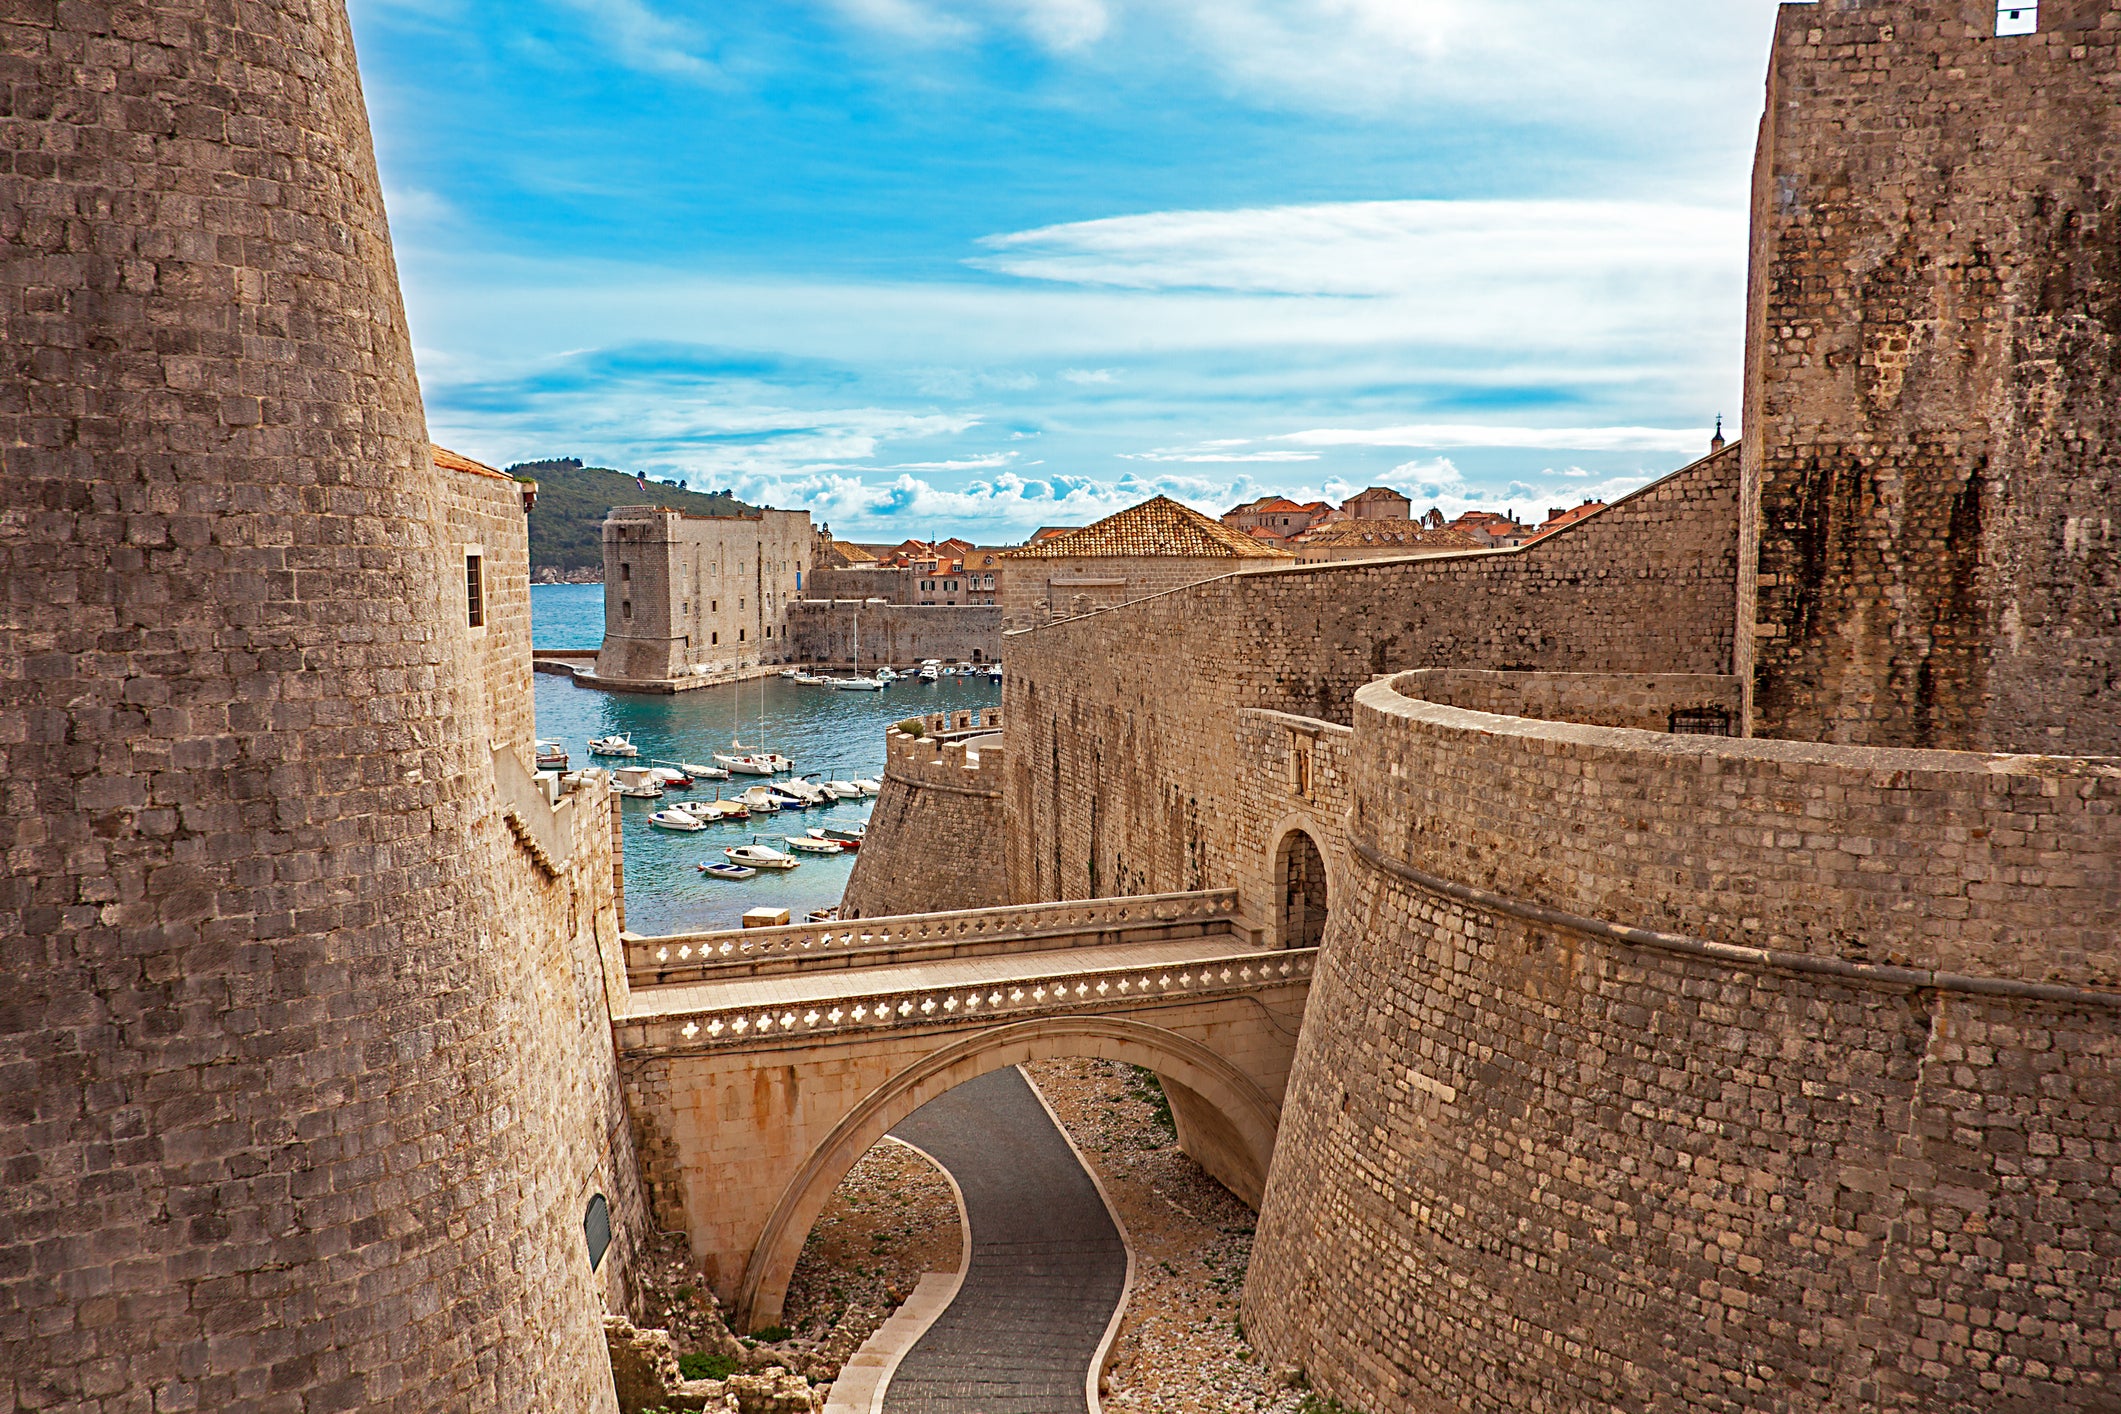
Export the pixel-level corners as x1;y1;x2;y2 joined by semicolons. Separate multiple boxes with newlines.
1002;445;1741;907
842;715;1009;917
1245;671;2121;1414
787;601;1001;666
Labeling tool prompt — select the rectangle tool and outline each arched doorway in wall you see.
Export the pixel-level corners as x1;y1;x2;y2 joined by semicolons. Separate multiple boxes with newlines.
1279;830;1329;950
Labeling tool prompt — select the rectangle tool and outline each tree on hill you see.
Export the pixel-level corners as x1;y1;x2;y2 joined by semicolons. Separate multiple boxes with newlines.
506;458;758;575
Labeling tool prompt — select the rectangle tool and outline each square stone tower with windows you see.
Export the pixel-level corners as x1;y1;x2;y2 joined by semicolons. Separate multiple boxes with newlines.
596;505;815;684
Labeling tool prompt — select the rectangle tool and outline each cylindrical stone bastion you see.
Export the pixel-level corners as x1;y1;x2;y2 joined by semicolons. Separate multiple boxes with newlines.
842;712;1009;917
1246;670;2120;1414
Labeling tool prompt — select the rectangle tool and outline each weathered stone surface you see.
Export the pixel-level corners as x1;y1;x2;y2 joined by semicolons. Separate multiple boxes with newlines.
597;505;814;684
0;5;643;1410
606;1316;686;1414
1744;0;2121;754
843;722;1008;918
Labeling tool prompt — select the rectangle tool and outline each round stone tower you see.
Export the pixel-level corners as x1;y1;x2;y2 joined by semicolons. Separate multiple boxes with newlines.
1;3;616;1410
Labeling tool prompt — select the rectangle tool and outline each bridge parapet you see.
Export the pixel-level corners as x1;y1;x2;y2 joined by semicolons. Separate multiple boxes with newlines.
618;945;1315;1056
625;887;1244;987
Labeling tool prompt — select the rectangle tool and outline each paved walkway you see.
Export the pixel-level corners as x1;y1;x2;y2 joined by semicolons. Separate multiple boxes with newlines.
882;1067;1127;1414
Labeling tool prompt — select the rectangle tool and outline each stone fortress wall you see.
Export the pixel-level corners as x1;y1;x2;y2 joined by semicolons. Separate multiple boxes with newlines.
1247;671;2120;1413
1743;0;2121;754
842;710;1008;918
594;505;813;686
785;600;1002;667
1000;550;1291;629
1;5;644;1410
1001;443;1742;911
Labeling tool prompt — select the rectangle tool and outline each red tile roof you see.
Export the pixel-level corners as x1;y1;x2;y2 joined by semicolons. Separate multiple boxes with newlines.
432;445;510;480
1003;496;1295;560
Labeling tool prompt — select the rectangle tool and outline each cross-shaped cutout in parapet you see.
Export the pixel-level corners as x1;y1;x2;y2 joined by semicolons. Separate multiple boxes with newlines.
1996;1;2038;35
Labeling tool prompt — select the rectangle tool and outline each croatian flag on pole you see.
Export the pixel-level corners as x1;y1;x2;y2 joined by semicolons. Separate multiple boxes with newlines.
636;470;647;492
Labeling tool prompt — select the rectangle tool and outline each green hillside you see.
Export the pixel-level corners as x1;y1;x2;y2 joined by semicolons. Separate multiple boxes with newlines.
508;458;758;575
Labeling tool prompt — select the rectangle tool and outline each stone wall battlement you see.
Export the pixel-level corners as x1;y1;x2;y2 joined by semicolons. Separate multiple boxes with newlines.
624;887;1241;987
1363;671;2120;985
1397;669;1741;734
885;727;1004;795
839;713;1009;917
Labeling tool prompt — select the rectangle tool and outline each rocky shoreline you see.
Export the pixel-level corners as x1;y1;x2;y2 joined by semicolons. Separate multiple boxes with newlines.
533;566;604;584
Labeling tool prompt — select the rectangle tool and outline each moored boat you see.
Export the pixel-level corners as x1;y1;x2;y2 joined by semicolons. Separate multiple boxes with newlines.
589;734;640;758
736;785;783;814
852;778;882;797
699;860;758;880
715;752;776;776
611;766;664;799
726;843;799;870
820;780;863;800
809;827;859;851
649;766;693;788
784;834;843;855
818;822;867;845
648;809;704;832
534;739;569;770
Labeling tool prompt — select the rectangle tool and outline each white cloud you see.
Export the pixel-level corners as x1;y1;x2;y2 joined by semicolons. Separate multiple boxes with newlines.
1120;445;1319;463
974;199;1741;302
551;0;719;78
1277;423;1711;453
1060;367;1119;384
720;467;1236;538
1008;0;1109;49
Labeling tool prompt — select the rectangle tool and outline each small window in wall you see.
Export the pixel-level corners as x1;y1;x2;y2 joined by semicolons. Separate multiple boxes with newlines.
1670;707;1734;737
621;600;632;621
584;1194;611;1271
739;628;745;641
1997;1;2037;33
711;632;718;645
464;551;484;629
711;599;717;613
621;562;631;583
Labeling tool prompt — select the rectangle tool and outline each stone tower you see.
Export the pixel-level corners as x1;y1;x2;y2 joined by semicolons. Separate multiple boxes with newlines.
1742;0;2121;753
2;4;620;1410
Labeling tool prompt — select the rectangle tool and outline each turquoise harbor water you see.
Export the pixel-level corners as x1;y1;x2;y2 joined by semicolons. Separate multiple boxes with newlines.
531;582;606;650
532;587;999;934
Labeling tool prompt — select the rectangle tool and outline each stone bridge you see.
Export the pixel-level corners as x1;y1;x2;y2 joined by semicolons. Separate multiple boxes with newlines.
612;890;1313;1328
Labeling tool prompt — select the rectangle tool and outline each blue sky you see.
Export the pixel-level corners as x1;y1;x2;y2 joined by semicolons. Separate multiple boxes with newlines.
349;0;1787;540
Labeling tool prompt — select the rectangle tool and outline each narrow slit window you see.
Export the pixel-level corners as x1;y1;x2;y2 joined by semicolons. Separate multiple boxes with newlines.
1997;2;2037;34
465;552;484;629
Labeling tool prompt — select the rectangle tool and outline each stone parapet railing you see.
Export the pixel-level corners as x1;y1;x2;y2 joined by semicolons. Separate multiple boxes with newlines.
616;946;1315;1055
493;745;582;874
626;888;1242;987
899;707;1001;736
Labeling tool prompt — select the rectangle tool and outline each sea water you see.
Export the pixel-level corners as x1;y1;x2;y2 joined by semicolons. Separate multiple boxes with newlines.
532;585;1000;934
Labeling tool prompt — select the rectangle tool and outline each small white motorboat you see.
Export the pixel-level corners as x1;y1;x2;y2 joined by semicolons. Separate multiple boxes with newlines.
534;739;569;770
726;843;799;871
809;827;860;851
648;809;704;832
715;752;776;776
917;660;941;682
779;668;802;679
736;785;782;814
985;664;1002;680
677;760;731;780
875;666;899;682
830;675;887;691
681;798;749;822
648;766;693;787
818;822;867;845
820;780;864;800
699;860;758;880
588;734;640;758
782;778;829;805
784;834;843;855
758;751;794;773
611;766;664;799
852;778;882;797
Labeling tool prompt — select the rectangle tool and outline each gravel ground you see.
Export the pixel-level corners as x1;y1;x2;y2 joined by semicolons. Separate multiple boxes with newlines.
780;1137;965;1379
1023;1059;1306;1414
626;1139;962;1388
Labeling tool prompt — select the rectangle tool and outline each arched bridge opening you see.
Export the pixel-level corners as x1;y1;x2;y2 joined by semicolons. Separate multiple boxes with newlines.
1277;828;1330;950
610;889;1311;1328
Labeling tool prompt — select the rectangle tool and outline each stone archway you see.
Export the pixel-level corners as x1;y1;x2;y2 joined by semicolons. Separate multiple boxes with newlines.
1277;830;1329;950
734;1016;1282;1329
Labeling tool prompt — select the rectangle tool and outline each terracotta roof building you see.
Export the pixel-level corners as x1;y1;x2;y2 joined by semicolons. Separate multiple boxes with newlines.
1222;495;1331;542
1341;486;1414;521
1002;495;1292;627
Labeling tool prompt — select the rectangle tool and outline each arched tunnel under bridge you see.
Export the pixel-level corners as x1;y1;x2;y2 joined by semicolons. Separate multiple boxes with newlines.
611;890;1312;1328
